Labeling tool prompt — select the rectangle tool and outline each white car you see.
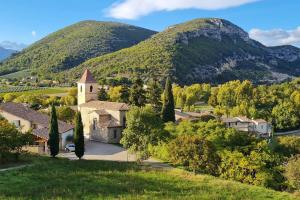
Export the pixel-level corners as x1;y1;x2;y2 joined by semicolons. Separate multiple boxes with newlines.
65;144;75;152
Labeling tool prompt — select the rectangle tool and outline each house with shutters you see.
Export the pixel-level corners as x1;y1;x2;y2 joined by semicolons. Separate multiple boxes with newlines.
77;69;129;143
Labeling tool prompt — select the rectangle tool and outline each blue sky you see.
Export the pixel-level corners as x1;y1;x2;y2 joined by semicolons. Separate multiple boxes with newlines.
0;0;299;49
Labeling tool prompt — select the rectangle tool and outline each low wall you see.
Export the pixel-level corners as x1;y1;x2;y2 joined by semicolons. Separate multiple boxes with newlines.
22;145;46;154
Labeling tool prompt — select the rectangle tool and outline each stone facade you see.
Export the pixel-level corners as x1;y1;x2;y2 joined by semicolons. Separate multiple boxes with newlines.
77;69;129;143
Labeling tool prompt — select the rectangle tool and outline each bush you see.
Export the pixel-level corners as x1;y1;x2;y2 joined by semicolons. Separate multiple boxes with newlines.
0;119;33;163
284;155;300;191
168;135;220;175
274;136;300;157
121;106;168;161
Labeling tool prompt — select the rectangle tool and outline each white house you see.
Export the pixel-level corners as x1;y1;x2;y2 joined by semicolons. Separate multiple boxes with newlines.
222;116;272;137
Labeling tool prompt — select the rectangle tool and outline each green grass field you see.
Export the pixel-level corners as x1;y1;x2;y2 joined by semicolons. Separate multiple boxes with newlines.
0;155;298;200
0;70;31;79
0;87;71;97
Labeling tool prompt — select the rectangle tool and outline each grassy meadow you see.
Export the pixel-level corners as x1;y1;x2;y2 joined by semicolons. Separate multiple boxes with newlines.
0;87;71;97
0;155;298;200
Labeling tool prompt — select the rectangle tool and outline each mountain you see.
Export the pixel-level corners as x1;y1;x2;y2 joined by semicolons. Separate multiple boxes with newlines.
0;20;157;77
71;18;300;84
0;41;27;51
0;47;17;61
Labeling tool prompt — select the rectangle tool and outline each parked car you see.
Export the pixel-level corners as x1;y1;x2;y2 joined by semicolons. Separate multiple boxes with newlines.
65;144;75;152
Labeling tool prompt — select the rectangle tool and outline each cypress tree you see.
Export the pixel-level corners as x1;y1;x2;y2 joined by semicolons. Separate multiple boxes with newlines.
147;79;162;113
120;85;130;103
98;87;108;101
129;78;146;107
161;77;175;122
74;111;84;159
49;104;59;157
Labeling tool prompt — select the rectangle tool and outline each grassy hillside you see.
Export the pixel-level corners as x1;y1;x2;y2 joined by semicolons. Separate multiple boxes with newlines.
0;156;298;200
0;21;156;77
69;18;300;84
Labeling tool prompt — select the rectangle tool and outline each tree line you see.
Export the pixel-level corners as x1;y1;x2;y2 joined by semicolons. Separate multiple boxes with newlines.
119;77;300;192
104;78;300;132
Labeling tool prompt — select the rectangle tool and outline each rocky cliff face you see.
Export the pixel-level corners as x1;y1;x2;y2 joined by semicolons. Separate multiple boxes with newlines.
171;19;300;84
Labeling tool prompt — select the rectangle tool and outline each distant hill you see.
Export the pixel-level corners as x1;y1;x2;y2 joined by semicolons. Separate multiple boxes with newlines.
0;20;157;77
71;18;300;84
0;47;17;61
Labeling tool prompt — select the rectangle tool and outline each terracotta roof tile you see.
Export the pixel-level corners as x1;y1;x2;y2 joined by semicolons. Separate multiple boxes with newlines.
0;103;74;133
78;69;97;83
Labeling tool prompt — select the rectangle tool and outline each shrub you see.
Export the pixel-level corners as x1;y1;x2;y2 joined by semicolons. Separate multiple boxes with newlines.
168;135;220;175
284;155;300;191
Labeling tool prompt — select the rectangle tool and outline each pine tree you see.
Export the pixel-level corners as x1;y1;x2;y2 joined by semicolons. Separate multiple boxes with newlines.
74;112;85;159
147;79;162;113
49;104;59;157
161;77;175;122
120;85;130;103
98;87;108;101
129;78;146;107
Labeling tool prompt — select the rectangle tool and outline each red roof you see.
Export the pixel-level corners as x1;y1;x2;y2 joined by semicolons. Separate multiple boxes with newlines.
78;69;97;83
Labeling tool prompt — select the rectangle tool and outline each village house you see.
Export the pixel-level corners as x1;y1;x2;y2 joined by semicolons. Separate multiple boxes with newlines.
221;116;272;137
77;69;129;143
0;102;74;153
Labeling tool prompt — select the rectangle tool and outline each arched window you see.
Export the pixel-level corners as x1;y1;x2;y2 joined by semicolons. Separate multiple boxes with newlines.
80;86;82;93
90;85;93;92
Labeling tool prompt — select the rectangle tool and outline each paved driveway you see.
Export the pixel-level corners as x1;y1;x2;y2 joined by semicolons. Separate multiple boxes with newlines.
60;140;137;161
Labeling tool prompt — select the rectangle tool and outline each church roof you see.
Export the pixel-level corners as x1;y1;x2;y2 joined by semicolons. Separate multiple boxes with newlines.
79;101;129;111
78;69;97;83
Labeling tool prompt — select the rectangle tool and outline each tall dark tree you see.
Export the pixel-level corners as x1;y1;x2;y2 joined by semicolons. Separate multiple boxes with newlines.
49;104;59;157
74;112;85;159
120;85;130;103
161;77;175;122
147;79;162;113
129;78;146;107
98;87;108;101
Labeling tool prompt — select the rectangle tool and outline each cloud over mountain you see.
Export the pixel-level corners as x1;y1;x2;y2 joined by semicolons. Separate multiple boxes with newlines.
107;0;260;19
249;27;300;47
0;41;27;51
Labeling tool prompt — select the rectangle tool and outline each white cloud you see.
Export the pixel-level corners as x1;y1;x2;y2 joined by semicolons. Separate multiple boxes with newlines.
31;31;36;37
0;41;27;51
249;27;300;47
107;0;260;19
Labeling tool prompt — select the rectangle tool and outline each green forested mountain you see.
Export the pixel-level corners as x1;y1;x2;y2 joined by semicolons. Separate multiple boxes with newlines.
70;18;300;85
0;21;156;77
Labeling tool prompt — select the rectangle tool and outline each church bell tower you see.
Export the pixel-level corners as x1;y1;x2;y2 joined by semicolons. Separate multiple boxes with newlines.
77;69;98;106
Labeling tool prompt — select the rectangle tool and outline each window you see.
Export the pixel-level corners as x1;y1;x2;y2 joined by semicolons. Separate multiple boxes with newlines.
90;85;93;92
93;118;97;130
12;120;21;128
123;117;126;128
31;123;37;129
80;86;83;93
113;130;117;139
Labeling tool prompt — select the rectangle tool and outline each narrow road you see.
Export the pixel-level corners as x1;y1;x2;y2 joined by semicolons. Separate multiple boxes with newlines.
0;164;33;172
275;129;300;136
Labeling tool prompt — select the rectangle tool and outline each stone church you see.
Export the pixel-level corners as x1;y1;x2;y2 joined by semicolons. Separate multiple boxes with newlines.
77;69;129;143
